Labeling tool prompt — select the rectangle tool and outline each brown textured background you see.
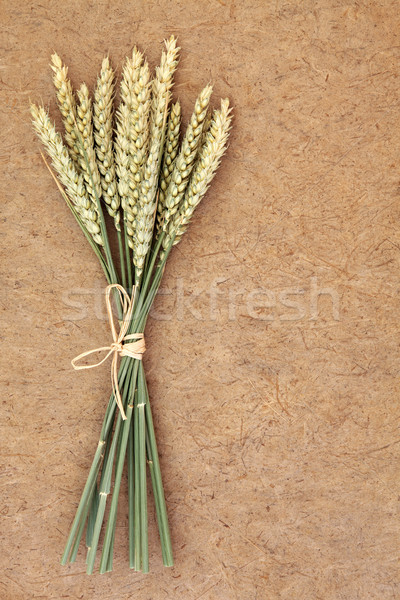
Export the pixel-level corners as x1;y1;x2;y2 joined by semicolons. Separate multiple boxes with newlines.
2;1;400;598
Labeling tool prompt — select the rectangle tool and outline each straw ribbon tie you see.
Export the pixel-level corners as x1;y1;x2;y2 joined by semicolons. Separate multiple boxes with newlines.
71;284;145;420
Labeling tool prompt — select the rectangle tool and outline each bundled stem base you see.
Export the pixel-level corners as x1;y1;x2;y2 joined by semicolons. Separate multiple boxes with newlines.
61;278;173;574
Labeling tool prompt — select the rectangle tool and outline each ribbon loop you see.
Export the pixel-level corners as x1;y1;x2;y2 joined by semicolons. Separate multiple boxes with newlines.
71;284;145;420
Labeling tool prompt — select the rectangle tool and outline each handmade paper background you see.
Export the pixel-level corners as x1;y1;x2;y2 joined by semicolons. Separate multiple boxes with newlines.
2;1;400;598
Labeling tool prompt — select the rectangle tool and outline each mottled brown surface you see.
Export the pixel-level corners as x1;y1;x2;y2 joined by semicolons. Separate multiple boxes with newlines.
1;1;400;598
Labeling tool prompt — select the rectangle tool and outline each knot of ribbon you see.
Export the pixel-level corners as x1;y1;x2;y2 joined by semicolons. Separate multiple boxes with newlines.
71;284;145;420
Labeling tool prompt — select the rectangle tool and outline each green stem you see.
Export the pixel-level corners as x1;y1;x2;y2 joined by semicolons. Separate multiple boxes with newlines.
54;181;112;284
102;422;122;573
131;231;173;330
99;360;139;573
83;422;113;560
124;216;133;292
85;482;99;551
61;356;131;565
69;476;98;563
60;440;105;565
128;397;135;568
143;373;173;566
133;386;141;570
140;232;164;300
86;492;108;574
117;228;127;289
86;358;135;574
85;429;117;574
138;363;149;573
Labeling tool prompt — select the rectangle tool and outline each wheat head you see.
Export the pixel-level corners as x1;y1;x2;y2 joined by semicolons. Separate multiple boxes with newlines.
162;98;232;251
30;104;103;245
93;57;120;230
76;83;103;211
149;35;180;146
132;37;180;276
161;84;212;231
116;49;150;247
156;100;181;233
115;49;143;239
115;103;134;238
50;53;80;165
127;61;151;209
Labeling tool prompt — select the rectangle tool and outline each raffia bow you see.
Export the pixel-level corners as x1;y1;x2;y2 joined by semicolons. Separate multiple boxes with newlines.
71;284;145;420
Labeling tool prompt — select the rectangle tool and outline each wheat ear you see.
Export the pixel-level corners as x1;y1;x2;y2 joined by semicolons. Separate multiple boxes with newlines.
50;53;80;165
127;59;151;208
132;36;180;277
93;57;120;230
116;49;151;247
115;50;142;238
161;84;213;232
156;100;181;233
149;35;180;147
76;83;103;213
163;98;232;250
30;104;103;245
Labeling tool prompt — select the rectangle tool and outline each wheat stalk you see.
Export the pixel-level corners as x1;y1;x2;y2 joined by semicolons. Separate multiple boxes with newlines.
115;49;143;219
156;101;181;233
116;49;151;248
115;103;132;209
161;85;213;232
132;36;180;277
30;104;103;245
50;53;80;165
131;136;160;276
149;35;180;147
93;57;120;230
127;60;151;206
76;84;103;211
163;98;232;250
